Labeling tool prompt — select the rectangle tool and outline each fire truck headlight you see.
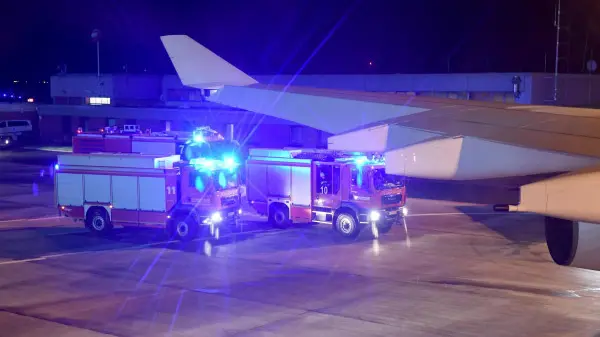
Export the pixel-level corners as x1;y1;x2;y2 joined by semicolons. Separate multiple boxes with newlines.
211;212;223;223
4;139;9;144
402;207;408;216
369;210;381;222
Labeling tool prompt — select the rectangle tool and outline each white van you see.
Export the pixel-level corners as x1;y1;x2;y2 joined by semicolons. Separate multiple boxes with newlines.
0;120;33;136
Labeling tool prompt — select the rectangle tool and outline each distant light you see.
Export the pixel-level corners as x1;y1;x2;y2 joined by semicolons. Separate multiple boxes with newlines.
54;164;59;171
2;94;5;97
13;80;18;83
10;94;14;98
4;139;9;145
369;61;373;66
27;98;34;103
18;96;22;99
89;97;110;105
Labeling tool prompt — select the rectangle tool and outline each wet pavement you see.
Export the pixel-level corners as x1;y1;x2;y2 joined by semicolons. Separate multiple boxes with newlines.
1;150;600;336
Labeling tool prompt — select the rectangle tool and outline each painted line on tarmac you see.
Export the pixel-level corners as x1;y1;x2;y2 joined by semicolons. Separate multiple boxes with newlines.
406;212;501;217
0;216;61;224
0;227;283;266
46;230;89;236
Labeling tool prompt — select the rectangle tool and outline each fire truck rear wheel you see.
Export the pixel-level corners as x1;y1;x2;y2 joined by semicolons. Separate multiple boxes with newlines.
335;212;360;238
269;204;290;229
86;208;113;235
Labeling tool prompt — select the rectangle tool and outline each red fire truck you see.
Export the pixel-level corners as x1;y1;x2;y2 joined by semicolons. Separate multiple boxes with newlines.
246;148;407;238
55;127;242;241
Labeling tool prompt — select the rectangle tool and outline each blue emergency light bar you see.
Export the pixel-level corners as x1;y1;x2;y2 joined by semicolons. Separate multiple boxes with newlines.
190;154;239;172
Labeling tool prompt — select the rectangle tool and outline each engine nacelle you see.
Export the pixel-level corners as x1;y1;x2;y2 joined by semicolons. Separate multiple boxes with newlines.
545;217;600;271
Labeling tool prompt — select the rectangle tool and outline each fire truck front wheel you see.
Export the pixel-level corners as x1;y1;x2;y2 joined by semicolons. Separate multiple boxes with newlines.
335;212;360;238
169;217;199;242
378;221;393;234
85;208;113;236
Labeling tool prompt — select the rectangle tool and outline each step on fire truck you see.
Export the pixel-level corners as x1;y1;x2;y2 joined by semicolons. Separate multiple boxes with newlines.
55;127;242;241
246;148;407;238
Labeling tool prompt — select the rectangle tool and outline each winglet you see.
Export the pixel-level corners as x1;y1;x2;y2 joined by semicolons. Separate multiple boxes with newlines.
160;35;258;89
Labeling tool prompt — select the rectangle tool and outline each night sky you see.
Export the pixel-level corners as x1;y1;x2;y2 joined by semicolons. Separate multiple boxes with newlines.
1;0;600;83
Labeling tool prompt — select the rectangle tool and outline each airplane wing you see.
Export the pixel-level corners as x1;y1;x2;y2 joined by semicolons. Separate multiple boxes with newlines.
160;35;600;181
162;34;600;272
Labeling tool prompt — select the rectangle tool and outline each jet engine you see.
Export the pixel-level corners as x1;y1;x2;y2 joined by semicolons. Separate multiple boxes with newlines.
545;217;600;271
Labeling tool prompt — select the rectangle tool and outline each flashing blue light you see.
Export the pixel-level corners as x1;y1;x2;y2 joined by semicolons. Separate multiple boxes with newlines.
193;134;204;143
190;158;216;171
354;156;368;166
190;155;239;174
354;155;384;167
222;155;238;171
54;164;59;171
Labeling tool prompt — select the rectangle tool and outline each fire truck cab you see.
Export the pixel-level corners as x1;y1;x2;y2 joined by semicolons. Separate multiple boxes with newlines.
246;148;407;238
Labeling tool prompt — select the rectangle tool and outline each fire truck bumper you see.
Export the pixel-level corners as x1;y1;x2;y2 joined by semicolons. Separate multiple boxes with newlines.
199;208;242;226
367;206;407;224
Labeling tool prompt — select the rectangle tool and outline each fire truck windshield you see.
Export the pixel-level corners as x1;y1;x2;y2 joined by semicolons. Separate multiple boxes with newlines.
182;140;240;161
372;168;405;190
189;169;239;192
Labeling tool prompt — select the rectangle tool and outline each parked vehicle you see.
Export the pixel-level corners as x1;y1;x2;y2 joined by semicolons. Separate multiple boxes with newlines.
246;148;407;238
55;127;243;241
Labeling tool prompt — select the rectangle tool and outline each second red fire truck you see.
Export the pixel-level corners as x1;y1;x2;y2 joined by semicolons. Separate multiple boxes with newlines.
246;148;407;238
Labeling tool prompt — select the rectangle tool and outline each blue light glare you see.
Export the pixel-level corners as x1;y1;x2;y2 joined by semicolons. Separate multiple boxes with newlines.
54;164;59;171
354;155;384;166
354;156;368;166
218;172;227;188
190;158;216;171
195;176;206;192
193;134;204;143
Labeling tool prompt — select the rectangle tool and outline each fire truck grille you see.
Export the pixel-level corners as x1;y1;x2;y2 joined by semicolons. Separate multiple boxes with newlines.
381;194;402;205
221;196;239;207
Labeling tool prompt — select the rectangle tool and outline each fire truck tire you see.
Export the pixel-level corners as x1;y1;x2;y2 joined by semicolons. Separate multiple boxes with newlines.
169;216;199;242
378;221;393;234
85;208;113;236
335;212;360;238
269;204;290;229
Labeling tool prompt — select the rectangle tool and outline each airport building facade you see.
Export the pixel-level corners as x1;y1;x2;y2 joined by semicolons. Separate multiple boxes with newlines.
3;72;600;146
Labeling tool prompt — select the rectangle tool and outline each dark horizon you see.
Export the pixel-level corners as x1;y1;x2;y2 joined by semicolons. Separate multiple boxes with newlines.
2;0;600;83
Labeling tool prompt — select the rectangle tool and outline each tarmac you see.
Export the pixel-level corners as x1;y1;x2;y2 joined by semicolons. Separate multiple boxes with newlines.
1;149;599;337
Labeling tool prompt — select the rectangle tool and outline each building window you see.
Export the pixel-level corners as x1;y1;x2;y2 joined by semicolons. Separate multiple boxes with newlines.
87;97;111;105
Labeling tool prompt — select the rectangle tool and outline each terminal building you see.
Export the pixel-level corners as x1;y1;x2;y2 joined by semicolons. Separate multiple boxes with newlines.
3;72;600;147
